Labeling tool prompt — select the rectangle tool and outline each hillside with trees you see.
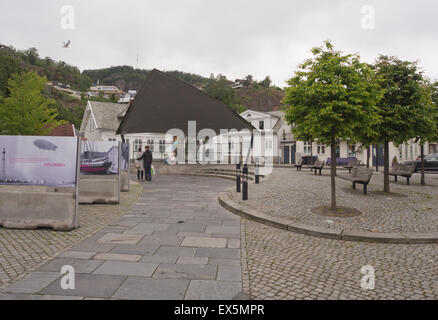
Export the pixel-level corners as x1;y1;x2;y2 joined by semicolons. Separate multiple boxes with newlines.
1;44;285;129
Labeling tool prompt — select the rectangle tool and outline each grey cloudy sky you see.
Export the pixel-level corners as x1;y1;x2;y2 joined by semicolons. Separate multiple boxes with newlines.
1;0;437;87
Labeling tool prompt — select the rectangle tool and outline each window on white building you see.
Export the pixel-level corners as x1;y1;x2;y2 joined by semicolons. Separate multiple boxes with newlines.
259;121;264;130
159;140;166;154
317;143;325;154
147;139;155;152
348;143;357;157
134;139;142;153
304;141;311;155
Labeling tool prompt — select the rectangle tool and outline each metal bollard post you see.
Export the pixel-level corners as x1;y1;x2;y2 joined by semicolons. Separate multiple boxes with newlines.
242;164;248;200
236;163;241;193
255;160;260;184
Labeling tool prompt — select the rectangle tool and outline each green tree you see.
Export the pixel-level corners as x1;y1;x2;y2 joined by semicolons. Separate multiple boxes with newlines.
203;74;245;113
373;56;430;192
411;81;438;185
259;76;272;88
283;41;382;210
0;71;62;135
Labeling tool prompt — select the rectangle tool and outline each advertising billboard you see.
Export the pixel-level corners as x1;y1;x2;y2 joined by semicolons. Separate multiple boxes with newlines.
80;141;120;175
121;142;129;171
0;135;79;187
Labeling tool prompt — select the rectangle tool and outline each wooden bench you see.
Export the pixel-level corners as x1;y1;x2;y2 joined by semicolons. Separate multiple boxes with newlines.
389;163;416;185
343;159;361;173
342;167;374;194
310;160;324;175
294;159;304;171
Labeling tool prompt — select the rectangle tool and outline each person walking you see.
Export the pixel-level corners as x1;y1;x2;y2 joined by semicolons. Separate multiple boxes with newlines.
135;148;144;181
137;145;153;181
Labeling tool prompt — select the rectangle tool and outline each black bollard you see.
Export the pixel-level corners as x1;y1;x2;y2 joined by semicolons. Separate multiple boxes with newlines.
242;164;248;200
255;161;260;184
236;163;241;193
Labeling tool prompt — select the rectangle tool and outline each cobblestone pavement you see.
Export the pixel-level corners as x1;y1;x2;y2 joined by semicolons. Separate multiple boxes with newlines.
243;219;438;300
0;183;142;289
0;176;242;300
231;168;438;233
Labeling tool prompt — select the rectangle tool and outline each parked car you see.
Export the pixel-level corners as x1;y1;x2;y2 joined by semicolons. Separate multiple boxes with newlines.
403;153;438;172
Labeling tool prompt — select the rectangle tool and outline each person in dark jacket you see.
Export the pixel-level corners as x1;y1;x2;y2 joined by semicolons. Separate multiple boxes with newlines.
137;146;153;181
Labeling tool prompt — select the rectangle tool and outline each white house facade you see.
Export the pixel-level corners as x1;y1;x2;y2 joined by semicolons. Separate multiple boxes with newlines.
79;101;168;161
239;109;434;166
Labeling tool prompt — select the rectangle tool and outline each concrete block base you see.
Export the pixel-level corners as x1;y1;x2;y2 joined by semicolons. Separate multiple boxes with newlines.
0;186;77;231
79;175;120;204
120;171;130;192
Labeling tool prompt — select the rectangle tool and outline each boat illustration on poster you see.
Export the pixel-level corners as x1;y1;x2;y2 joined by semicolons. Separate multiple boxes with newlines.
80;141;119;175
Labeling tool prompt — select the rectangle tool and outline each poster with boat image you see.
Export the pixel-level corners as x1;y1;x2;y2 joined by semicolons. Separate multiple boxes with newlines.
0;135;78;187
80;141;120;175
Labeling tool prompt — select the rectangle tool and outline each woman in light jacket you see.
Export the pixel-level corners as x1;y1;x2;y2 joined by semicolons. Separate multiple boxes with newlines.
135;148;144;180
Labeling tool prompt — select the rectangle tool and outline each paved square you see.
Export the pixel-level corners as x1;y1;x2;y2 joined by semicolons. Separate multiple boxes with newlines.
0;176;242;300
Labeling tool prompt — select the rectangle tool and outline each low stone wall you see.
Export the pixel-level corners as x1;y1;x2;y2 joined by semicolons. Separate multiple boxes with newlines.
0;185;77;231
120;171;130;192
79;175;120;204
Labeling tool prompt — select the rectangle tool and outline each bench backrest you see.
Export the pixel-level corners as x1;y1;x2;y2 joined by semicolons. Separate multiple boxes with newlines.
397;164;416;175
351;167;373;182
313;160;324;168
347;160;361;167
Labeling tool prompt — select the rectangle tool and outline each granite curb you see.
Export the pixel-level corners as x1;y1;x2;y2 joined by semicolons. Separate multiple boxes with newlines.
218;190;438;244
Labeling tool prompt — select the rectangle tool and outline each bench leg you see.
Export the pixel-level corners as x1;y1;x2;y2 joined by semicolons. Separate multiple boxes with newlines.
407;177;410;185
319;169;322;176
349;168;352;174
364;184;367;195
394;176;397;182
353;182;356;190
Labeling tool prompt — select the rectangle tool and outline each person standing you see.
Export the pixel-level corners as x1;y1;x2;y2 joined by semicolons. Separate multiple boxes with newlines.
137;146;153;181
135;148;144;181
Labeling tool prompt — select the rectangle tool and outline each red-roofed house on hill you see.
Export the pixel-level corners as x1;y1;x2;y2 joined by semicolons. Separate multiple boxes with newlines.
47;123;77;137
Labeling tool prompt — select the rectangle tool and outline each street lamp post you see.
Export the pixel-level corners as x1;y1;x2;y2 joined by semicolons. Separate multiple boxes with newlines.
254;158;260;184
236;162;241;193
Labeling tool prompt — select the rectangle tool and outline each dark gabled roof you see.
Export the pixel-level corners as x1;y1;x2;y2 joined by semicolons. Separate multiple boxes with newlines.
117;69;254;135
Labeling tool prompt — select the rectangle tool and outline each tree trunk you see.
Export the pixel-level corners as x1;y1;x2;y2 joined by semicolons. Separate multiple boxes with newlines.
330;133;337;210
384;141;390;193
310;140;313;165
375;145;379;172
366;146;370;168
421;144;425;185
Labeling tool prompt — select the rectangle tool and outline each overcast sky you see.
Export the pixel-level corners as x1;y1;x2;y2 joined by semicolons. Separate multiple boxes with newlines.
1;0;437;87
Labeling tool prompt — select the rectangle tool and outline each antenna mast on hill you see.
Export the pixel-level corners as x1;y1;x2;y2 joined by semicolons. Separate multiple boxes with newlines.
1;148;6;181
136;53;139;69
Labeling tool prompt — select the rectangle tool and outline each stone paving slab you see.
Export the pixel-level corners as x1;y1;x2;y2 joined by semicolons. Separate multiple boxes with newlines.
97;233;144;245
113;277;189;300
40;274;127;298
93;253;142;262
4;272;61;294
93;261;159;277
185;280;242;300
36;258;103;274
153;263;218;280
181;236;227;248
